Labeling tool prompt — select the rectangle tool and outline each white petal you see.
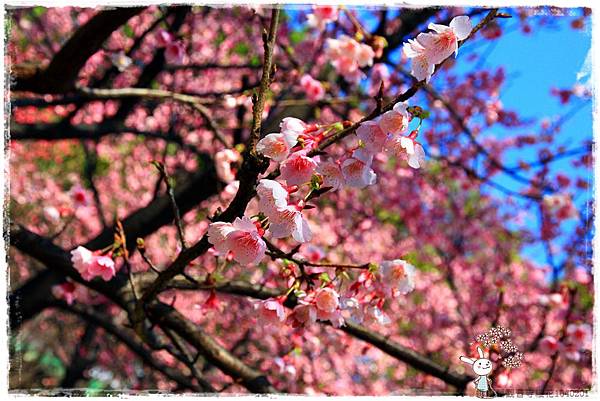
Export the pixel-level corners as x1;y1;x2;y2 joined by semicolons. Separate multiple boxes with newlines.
400;137;415;155
450;15;472;41
411;55;435;82
233;216;257;232
428;22;451;33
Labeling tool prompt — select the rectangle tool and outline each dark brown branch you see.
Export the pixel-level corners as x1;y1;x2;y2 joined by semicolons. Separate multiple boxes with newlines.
10;225;277;394
12;7;145;93
54;301;203;392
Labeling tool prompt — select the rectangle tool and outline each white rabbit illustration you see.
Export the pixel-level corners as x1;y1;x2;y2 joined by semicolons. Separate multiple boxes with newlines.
459;346;497;398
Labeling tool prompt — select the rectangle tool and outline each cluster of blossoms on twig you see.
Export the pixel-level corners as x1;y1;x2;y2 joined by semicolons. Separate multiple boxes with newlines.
325;34;375;83
255;258;416;329
403;16;472;82
540;323;592;362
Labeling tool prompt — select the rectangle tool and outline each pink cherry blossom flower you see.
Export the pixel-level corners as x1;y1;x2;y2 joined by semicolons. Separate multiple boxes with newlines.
208;217;266;265
341;149;377;189
566;323;592;349
256;179;289;217
280;117;307;137
110;51;132;72
268;205;312;243
70;185;90;208
215;149;241;183
165;41;186;65
273;357;297;376
89;255;117;281
307;5;338;30
156;29;173;47
280;152;318;186
71;246;94;280
370;63;390;95
52;281;77;305
316;159;345;191
403;39;435;82
379;259;416;295
70;246;116;281
256;132;299;162
255;298;287;324
315;287;340;313
357;121;388;153
417;16;472;64
563;343;582;362
356;43;375;68
539;336;560;354
325;35;373;82
43;206;61;223
288;303;317;328
302;244;325;264
207;222;236;254
387;136;426;169
378;102;409;135
300;74;325;102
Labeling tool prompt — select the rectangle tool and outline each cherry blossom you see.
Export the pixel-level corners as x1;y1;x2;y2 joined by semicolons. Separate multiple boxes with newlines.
256;179;289;216
316;159;345;191
110;51;132;72
403;16;472;81
566;323;592;349
306;5;338;30
70;184;90;208
356;120;388;153
378;259;416;296
539;336;560;354
417;16;473;64
288;303;317;328
215;149;241;183
207;216;266;265
280;152;319;186
268;204;312;243
341;149;377;189
70;246;116;281
280;117;308;137
378;102;410;135
255;298;287;325
52;281;77;305
300;74;325;102
165;41;186;65
256;132;299;162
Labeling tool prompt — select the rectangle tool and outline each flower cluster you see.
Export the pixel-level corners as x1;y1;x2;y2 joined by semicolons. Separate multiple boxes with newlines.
70;246;117;281
300;74;325;102
348;101;426;177
306;6;339;31
344;259;417;325
403;16;472;82
543;193;579;220
325;35;374;82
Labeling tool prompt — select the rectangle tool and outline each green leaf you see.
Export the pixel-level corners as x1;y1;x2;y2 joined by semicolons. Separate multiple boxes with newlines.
318;272;331;283
215;30;226;46
123;24;135;38
32;7;46;18
232;42;250;56
290;29;306;45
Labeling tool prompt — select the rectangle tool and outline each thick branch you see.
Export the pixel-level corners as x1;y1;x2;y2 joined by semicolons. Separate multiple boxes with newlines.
12;7;145;93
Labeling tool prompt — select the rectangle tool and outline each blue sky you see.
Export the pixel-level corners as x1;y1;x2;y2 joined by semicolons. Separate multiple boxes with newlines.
284;7;593;271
